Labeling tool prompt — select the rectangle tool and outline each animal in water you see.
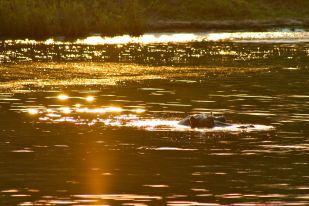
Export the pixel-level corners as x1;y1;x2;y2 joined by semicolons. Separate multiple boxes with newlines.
178;113;254;129
178;113;228;128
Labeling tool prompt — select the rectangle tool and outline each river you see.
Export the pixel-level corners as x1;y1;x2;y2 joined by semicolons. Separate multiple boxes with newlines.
0;31;308;205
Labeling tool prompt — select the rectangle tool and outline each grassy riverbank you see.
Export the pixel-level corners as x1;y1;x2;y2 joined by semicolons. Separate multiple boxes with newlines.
1;0;309;38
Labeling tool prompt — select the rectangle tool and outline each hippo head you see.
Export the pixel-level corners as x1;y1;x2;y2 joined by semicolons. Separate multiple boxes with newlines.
189;115;215;128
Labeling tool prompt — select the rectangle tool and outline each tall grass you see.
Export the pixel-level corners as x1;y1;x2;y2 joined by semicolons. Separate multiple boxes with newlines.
145;0;309;21
0;0;309;38
0;0;145;38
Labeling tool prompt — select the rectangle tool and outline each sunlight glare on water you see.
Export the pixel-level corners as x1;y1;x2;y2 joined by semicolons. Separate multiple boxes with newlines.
76;33;199;45
0;31;308;206
3;30;309;46
73;31;309;44
206;31;309;42
85;95;95;102
57;94;69;100
22;103;274;132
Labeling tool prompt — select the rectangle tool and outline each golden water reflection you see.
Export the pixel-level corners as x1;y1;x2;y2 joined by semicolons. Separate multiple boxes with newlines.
16;193;309;206
0;63;270;93
26;104;273;132
18;194;163;206
4;31;309;46
57;94;69;100
76;33;199;45
85;95;95;102
1;31;309;206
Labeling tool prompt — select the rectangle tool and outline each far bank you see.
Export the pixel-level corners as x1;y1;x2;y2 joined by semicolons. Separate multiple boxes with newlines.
1;0;309;38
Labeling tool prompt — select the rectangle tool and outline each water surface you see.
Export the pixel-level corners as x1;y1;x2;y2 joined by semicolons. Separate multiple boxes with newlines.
0;31;308;205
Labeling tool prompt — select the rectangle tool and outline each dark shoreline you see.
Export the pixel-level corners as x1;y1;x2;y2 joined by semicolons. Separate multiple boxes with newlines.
0;19;308;40
2;0;309;39
147;19;309;33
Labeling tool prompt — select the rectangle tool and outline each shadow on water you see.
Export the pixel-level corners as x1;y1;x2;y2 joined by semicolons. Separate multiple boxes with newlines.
0;32;309;205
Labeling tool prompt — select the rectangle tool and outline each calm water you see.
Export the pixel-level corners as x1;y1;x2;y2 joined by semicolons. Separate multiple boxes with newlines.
0;32;309;205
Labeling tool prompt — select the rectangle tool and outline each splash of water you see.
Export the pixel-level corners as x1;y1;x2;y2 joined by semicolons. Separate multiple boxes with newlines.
27;107;274;132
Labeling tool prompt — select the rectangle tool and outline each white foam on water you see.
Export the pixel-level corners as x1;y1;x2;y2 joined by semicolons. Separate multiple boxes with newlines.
100;117;274;132
26;108;275;132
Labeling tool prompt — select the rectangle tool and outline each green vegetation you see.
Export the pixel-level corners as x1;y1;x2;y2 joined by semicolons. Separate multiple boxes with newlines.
0;0;145;38
1;0;309;38
146;0;309;21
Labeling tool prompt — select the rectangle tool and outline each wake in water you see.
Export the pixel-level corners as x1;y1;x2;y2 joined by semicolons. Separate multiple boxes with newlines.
99;115;274;132
26;107;274;132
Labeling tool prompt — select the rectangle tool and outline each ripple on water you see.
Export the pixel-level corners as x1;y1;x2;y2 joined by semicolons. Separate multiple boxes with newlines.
11;149;34;153
141;147;198;151
143;185;169;188
167;201;220;206
0;32;308;206
73;194;162;201
239;112;276;116
22;105;275;132
259;144;309;152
